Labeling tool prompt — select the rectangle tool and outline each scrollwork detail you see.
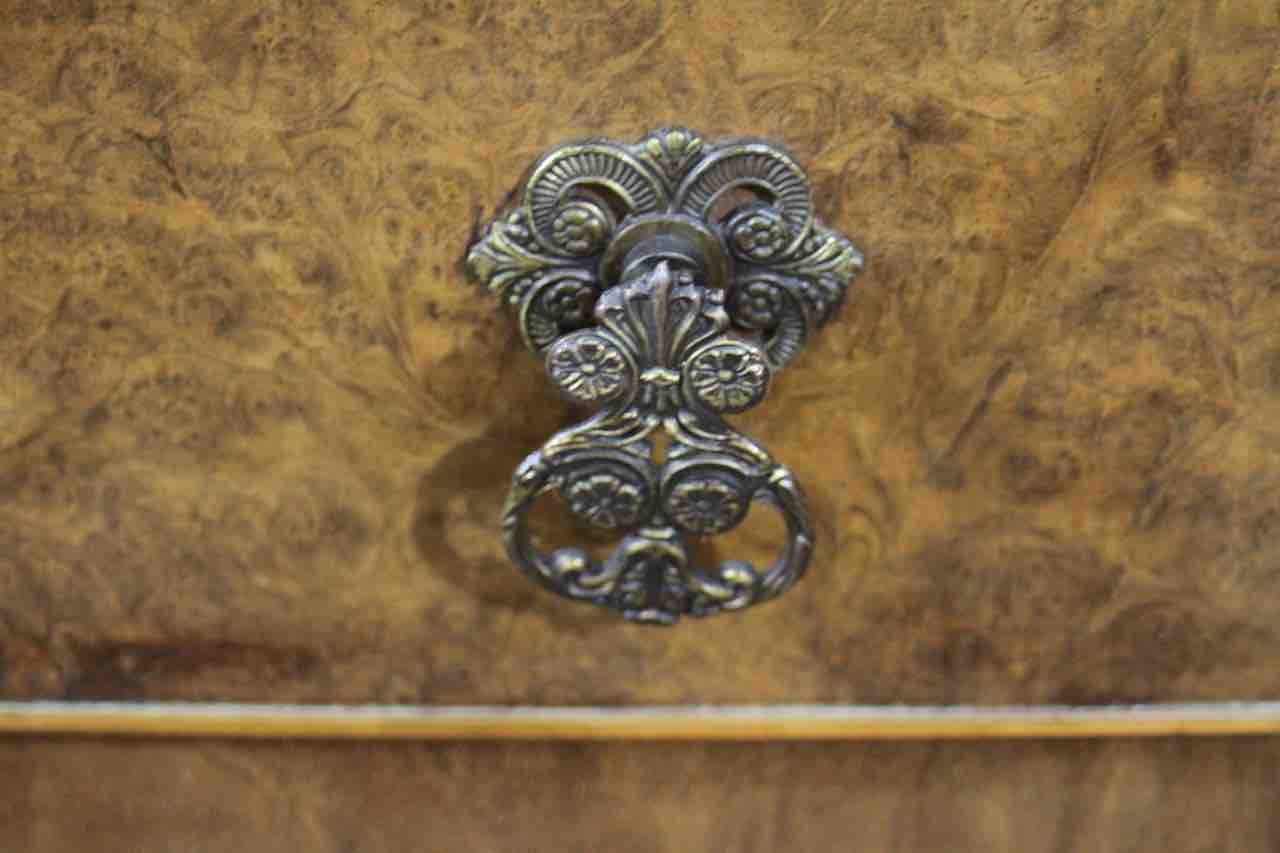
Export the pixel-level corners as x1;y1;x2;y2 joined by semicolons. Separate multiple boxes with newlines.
674;141;813;255
728;274;812;369
519;271;600;352
523;141;665;254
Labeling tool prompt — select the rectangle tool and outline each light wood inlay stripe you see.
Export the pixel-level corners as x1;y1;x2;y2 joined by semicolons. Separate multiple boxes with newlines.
3;702;1280;740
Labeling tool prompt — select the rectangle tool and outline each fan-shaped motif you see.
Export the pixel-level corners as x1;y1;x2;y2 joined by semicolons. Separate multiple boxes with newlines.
523;144;665;253
674;144;813;252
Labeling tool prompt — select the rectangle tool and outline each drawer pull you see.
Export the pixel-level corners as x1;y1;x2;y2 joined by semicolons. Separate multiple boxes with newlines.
467;128;863;623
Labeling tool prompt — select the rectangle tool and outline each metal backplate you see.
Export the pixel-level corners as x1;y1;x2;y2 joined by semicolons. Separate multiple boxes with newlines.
466;128;863;624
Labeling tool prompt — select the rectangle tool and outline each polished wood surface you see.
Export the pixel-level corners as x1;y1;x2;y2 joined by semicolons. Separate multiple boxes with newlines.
2;736;1278;852
2;1;1279;706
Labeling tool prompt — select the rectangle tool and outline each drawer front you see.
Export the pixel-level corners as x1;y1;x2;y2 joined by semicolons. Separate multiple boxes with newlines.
1;2;1279;708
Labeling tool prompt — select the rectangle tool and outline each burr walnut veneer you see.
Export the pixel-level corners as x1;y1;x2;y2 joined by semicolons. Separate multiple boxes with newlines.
3;0;1279;709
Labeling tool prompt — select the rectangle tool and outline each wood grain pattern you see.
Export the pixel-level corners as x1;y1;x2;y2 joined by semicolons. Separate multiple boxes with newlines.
3;735;1280;852
1;1;1279;706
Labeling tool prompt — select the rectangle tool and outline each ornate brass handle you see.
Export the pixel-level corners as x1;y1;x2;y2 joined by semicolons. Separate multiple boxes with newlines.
466;128;863;624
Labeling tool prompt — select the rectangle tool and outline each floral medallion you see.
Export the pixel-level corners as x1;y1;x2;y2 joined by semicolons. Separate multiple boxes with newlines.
564;471;646;529
547;332;632;403
666;476;747;535
684;341;770;414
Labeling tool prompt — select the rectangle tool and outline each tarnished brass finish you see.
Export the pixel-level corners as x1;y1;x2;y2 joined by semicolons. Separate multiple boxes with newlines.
467;128;863;623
